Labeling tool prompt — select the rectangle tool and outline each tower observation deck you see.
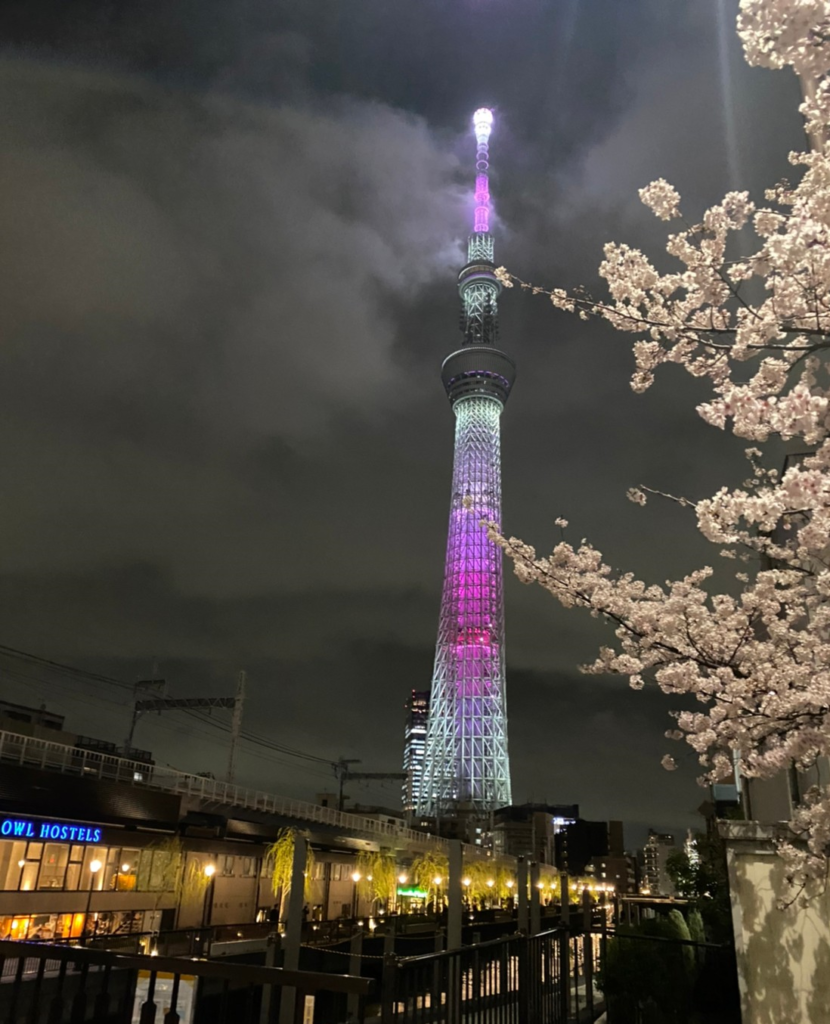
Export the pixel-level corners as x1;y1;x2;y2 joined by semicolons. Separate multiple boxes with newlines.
416;109;514;818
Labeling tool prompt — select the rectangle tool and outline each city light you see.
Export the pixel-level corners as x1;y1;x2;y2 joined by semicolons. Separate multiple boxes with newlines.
121;863;130;873
398;874;408;884
204;864;216;878
351;872;361;883
505;880;514;889
89;860;102;874
462;877;471;887
433;876;442;886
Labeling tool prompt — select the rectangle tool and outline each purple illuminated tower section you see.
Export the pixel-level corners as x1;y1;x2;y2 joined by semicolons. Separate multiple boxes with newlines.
416;109;514;817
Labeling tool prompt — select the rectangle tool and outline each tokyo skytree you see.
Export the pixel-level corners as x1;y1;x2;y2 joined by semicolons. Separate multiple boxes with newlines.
417;109;514;817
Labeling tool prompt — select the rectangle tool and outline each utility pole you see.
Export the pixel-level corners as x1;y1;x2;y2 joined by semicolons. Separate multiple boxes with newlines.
334;759;409;812
125;679;166;751
227;670;246;784
126;674;246;775
335;759;361;812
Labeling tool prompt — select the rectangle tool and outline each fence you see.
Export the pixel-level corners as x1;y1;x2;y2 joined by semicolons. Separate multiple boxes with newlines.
0;937;370;1024
379;927;604;1024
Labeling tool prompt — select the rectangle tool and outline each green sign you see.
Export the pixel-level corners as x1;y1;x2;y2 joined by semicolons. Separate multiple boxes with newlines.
397;888;428;898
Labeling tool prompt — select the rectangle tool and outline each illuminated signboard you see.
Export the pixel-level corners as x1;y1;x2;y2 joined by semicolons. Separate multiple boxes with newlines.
396;888;428;898
0;817;102;843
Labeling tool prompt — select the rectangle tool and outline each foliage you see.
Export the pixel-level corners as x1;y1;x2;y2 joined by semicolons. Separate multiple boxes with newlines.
265;829;314;901
411;849;449;904
599;918;697;1024
687;908;706;946
491;0;830;899
666;832;734;943
356;850;397;904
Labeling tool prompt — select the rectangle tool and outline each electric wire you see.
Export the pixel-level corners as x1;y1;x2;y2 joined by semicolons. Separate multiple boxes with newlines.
0;642;340;774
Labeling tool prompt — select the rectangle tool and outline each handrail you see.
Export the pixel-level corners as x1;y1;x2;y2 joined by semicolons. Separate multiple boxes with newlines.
0;729;498;861
0;939;371;995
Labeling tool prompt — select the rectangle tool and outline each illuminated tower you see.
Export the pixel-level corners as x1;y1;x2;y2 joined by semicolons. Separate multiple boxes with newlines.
418;109;514;817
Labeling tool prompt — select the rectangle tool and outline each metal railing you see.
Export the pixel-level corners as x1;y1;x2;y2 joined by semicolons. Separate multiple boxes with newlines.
379;928;592;1024
0;937;371;1024
0;729;468;853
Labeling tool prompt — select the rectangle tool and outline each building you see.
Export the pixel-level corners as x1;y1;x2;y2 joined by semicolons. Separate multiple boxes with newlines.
642;830;678;896
554;819;609;875
419;108;515;819
493;804;578;864
402;691;429;813
0;710;441;941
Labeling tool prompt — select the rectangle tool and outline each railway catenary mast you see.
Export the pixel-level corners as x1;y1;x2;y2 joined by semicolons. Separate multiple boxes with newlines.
416;109;514;819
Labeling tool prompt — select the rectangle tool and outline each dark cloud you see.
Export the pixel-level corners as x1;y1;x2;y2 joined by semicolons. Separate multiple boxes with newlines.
0;0;805;841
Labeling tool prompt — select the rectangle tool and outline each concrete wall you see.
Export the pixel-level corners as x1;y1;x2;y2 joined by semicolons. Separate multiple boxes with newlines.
721;822;830;1023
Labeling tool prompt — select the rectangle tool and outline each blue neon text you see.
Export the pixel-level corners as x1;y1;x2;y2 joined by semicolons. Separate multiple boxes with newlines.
0;818;102;843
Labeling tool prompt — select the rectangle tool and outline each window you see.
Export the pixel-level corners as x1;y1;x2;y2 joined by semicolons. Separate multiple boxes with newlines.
221;855;235;877
37;845;69;890
240;857;257;878
312;862;325;881
116;850;139;891
65;846;84;891
80;847;107;891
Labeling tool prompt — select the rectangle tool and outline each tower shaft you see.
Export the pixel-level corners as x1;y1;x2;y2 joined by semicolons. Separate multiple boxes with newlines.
422;395;512;813
417;108;514;818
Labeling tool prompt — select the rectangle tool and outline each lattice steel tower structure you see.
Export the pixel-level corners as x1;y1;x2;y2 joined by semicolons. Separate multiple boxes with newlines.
417;109;515;817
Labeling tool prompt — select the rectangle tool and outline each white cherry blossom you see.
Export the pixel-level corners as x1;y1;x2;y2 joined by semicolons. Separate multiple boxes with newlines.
494;0;830;897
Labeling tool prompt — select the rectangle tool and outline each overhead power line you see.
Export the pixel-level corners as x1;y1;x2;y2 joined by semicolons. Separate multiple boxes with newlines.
0;642;337;772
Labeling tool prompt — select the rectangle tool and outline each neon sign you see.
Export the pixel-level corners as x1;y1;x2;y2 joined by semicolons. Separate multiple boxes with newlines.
0;817;102;843
396;888;428;898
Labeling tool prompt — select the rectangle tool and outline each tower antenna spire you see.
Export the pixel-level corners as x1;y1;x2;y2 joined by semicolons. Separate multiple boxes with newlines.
473;107;493;235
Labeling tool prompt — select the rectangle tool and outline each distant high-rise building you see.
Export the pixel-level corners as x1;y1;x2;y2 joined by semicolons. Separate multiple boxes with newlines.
418;108;515;818
493;803;579;864
402;690;429;812
643;830;678;895
554;819;609;875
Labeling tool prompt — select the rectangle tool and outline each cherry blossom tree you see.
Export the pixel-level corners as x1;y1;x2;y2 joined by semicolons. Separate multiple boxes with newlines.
491;0;830;898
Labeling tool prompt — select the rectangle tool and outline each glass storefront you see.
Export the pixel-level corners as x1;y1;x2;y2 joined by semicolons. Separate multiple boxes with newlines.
0;839;161;893
0;909;146;941
0;838;258;893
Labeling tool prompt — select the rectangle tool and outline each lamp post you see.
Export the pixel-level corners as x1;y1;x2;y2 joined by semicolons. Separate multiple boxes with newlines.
351;872;361;919
433;876;443;916
202;863;216;929
82;859;102;945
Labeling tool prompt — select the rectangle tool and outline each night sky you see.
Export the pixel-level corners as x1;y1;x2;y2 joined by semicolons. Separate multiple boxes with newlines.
0;0;808;847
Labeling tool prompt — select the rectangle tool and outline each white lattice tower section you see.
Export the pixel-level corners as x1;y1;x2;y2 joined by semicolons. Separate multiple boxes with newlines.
420;396;512;812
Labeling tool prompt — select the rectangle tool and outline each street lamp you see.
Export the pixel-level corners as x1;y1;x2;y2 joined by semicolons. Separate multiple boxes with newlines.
82;859;102;945
202;863;216;929
351;872;361;918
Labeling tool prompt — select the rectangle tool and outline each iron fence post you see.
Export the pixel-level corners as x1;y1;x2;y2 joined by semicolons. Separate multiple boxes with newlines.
380;952;398;1024
517;933;530;1024
558;930;570;1021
